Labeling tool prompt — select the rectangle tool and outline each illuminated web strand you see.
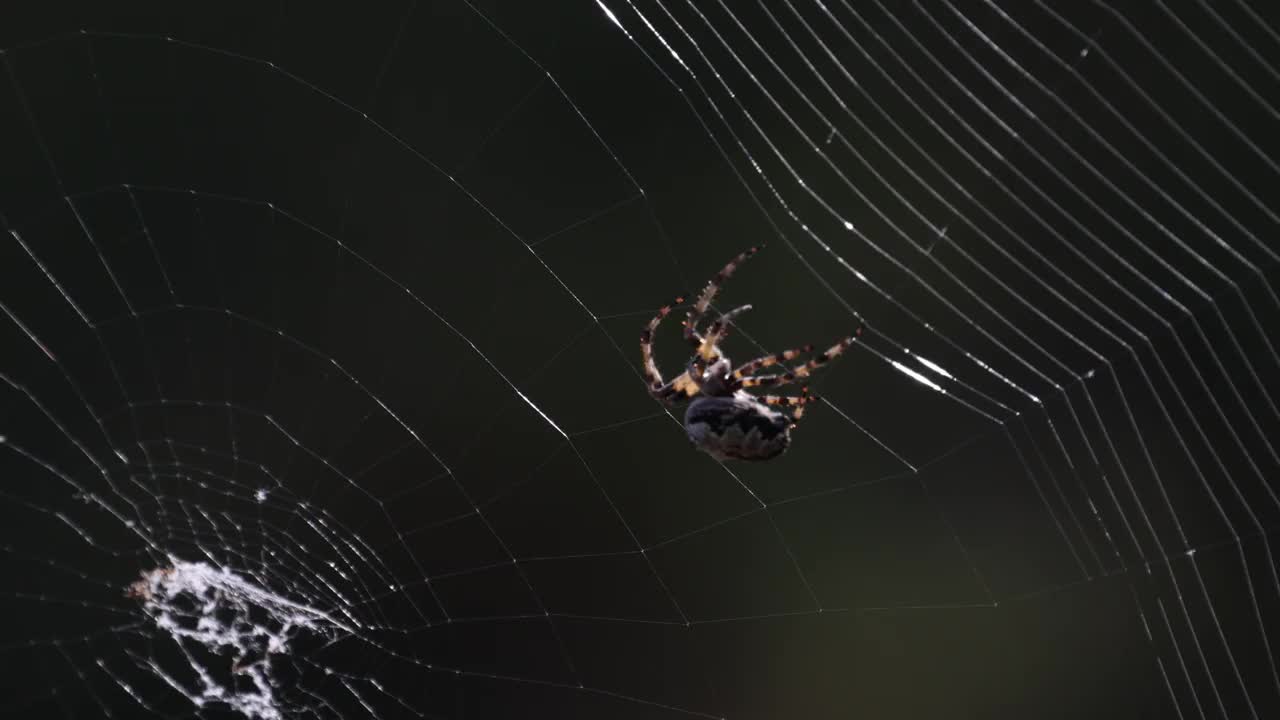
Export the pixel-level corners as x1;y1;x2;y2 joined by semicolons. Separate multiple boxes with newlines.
914;2;1279;714
802;0;1182;579
921;5;1252;715
934;0;1280;475
1018;2;1280;271
733;0;1143;396
5;59;169;486
914;5;1275;712
849;0;1269;617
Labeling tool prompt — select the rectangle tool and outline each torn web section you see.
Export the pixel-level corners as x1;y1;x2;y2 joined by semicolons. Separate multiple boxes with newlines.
123;560;354;720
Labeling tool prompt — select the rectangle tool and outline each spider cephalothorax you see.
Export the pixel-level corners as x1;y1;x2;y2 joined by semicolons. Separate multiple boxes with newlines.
640;246;858;461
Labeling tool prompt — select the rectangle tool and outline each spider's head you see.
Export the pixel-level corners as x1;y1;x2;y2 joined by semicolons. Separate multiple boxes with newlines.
694;356;734;397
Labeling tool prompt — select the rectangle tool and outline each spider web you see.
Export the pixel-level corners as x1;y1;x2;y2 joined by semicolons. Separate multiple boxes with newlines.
1;1;1278;718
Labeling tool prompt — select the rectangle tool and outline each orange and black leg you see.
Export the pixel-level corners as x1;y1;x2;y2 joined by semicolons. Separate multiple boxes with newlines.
736;334;859;391
732;344;814;382
640;297;681;391
683;246;763;351
760;388;820;428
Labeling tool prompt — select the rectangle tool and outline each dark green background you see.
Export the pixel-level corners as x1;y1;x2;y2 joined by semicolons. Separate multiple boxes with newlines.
2;2;1278;718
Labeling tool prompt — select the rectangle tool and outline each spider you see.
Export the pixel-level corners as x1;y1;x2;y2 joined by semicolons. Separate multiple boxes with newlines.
641;246;858;461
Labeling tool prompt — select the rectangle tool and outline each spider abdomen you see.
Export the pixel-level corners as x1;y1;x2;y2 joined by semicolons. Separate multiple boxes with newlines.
684;393;792;462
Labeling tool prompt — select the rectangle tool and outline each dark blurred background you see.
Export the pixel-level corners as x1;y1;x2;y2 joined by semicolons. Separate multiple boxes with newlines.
2;1;1278;718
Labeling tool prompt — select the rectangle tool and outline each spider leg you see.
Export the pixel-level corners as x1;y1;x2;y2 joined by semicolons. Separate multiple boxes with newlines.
759;392;817;408
640;297;682;391
740;373;798;390
789;334;859;381
731;344;814;381
647;367;703;406
735;333;859;392
683;246;763;349
760;388;820;428
651;379;696;405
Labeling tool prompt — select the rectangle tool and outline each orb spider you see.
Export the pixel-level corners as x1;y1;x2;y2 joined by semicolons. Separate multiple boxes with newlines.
640;246;858;461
